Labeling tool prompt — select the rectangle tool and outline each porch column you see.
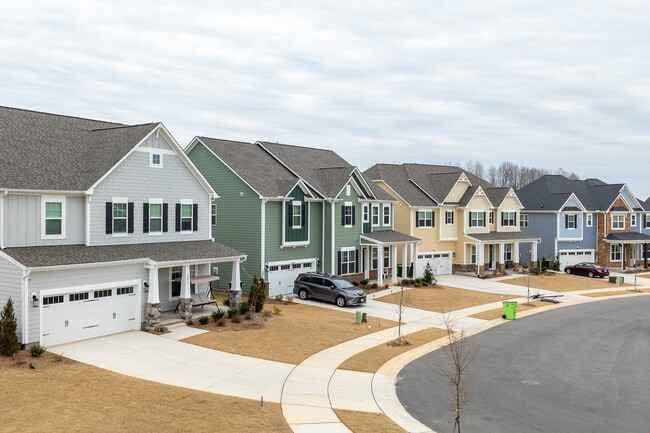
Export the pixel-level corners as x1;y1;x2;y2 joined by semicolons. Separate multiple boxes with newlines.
645;243;648;269
514;242;520;265
178;265;193;320
363;246;370;279
401;244;408;279
391;245;398;283
377;247;384;286
229;259;242;308
144;266;161;331
477;243;483;277
531;241;538;264
499;242;505;270
413;243;419;278
622;243;626;270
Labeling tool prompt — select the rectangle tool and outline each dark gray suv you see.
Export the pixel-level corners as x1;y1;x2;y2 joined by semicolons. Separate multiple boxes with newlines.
293;273;366;307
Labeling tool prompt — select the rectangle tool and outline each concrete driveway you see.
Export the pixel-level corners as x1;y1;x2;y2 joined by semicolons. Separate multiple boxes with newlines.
396;295;650;433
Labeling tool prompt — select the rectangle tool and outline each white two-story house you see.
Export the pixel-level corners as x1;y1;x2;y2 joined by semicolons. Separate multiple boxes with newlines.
0;107;245;347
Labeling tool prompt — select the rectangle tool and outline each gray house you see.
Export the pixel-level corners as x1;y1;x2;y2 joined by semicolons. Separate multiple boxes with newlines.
0;107;245;347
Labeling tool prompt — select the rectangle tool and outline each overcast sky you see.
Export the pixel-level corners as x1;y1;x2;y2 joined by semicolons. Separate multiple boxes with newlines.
2;1;649;199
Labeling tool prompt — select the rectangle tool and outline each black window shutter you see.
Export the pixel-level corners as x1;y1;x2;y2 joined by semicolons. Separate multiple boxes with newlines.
105;202;113;234
302;203;307;227
514;212;517;225
193;204;198;231
352;206;356;226
501;212;504;225
450;212;454;224
415;211;420;227
355;249;359;273
341;206;345;226
143;203;149;233
127;202;134;233
288;202;293;228
338;251;342;274
175;203;181;232
163;203;168;232
432;211;435;227
565;215;569;228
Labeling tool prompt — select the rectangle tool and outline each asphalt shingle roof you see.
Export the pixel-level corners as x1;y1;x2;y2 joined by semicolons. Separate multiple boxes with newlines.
517;175;628;211
0;106;158;191
3;240;245;268
360;230;421;244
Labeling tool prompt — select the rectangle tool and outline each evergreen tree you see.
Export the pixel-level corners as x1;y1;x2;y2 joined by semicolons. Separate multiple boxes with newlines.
0;298;21;356
247;275;267;313
423;262;434;284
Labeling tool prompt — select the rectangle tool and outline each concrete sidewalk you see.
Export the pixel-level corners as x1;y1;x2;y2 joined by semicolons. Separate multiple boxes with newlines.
49;273;650;433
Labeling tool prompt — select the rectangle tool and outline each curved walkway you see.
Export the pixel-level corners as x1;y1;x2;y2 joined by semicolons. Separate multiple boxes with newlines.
50;273;650;433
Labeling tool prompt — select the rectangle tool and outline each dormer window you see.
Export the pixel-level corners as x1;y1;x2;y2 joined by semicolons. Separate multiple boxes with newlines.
292;201;302;228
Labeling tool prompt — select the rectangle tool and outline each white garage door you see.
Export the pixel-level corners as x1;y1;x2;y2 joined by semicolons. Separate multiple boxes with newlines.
558;250;595;268
42;285;138;346
267;260;317;298
416;252;453;277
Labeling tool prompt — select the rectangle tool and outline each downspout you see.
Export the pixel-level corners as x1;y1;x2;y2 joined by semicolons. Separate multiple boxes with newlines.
85;192;92;246
330;200;336;274
0;190;7;249
22;269;31;346
321;201;325;272
261;199;267;278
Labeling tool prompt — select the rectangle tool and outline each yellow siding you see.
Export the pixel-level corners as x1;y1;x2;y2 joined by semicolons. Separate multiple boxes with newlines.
439;206;457;240
497;195;521;232
465;195;491;235
447;179;470;202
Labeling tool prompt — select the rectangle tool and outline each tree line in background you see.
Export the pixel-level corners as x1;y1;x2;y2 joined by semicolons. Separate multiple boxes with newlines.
460;160;580;190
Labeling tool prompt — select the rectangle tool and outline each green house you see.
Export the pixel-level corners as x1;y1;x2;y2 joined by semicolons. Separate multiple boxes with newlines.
186;139;420;297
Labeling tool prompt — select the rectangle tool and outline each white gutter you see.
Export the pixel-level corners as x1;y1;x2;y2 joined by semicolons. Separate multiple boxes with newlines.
22;269;30;345
85;193;92;246
321;201;325;271
330;200;336;274
261;199;267;277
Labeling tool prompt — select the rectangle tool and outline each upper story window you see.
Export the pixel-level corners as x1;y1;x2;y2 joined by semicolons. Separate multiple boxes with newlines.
42;196;65;239
211;204;217;226
150;152;163;168
383;204;391;226
586;213;593;227
342;202;354;227
445;211;454;225
469;211;485;227
292;201;302;228
148;200;163;234
646;214;650;229
106;198;133;236
372;204;380;226
363;205;369;223
345;184;351;196
175;200;198;233
611;214;625;230
631;214;637;227
501;211;516;227
565;214;576;229
489;211;494;225
520;214;529;228
416;210;434;228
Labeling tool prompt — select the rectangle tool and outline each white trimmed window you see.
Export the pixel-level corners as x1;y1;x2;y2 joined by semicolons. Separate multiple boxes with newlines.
149;199;163;234
372;204;380;226
470;245;477;264
181;200;193;232
292;201;302;228
383;204;391;226
469;211;485;227
502;211;516;227
340;247;356;275
41;195;65;239
445;211;454;224
520;214;529;228
611;214;625;230
346;184;351;196
383;246;390;268
371;248;378;269
586;213;593;227
343;202;353;227
113;198;128;235
489;211;494;225
646;214;650;229
504;243;512;261
565;214;576;229
631;214;637;227
150;152;163;168
363;205;369;223
610;244;622;261
211;204;217;226
416;210;433;228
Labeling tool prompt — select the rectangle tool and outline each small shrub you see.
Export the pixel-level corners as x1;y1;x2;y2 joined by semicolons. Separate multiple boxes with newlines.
227;307;239;318
186;318;194;325
360;279;369;286
421;282;428;287
30;344;47;357
414;283;421;287
216;318;226;327
423;262;434;284
273;306;282;314
198;316;209;325
231;313;241;324
0;298;20;356
239;302;251;315
415;277;423;284
371;283;378;289
244;312;253;320
247;275;267;313
223;298;230;307
212;309;225;321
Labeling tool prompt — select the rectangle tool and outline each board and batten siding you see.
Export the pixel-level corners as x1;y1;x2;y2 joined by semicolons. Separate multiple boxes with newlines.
26;263;146;344
0;255;24;342
90;145;211;246
4;194;85;248
187;144;261;290
265;200;323;264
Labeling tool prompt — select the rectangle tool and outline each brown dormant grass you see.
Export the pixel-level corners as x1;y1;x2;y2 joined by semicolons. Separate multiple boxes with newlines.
375;286;518;312
503;273;628;292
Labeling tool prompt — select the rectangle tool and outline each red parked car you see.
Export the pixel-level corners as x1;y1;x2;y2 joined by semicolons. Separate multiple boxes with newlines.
564;262;610;278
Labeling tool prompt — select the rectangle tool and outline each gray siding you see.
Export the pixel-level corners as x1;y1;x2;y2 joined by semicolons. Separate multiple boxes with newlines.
4;194;85;247
0;255;23;343
90;148;211;246
26;263;146;344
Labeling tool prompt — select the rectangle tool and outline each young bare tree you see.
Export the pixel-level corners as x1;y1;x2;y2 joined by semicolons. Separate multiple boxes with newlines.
436;314;478;433
391;285;413;345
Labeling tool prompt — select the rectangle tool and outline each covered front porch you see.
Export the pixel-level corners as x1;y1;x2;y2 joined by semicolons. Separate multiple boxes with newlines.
465;232;541;276
359;231;422;285
603;233;650;271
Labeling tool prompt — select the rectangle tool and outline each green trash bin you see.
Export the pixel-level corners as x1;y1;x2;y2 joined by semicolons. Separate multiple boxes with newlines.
616;276;624;286
502;301;517;320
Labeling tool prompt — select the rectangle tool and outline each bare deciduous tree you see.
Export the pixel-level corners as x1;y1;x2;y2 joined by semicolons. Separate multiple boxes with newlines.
436;314;478;433
463;160;581;189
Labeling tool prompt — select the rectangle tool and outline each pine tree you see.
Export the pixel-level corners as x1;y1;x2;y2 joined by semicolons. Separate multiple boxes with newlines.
247;275;267;313
0;298;21;356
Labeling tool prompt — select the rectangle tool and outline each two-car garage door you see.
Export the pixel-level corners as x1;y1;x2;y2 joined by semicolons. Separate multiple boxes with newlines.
267;259;317;298
41;284;138;347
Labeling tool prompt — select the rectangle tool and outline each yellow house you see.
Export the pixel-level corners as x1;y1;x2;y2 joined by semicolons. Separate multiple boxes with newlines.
363;163;539;277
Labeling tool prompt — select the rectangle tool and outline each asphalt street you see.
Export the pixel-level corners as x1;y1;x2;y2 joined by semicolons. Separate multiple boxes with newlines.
396;295;650;433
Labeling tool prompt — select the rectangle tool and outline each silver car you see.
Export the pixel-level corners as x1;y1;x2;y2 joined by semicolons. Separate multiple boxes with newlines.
293;272;366;307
